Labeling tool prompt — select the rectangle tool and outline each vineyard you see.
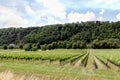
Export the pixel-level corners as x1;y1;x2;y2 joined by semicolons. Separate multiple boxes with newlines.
0;49;120;71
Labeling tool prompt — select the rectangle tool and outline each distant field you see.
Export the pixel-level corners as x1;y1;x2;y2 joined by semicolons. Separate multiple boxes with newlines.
0;49;120;80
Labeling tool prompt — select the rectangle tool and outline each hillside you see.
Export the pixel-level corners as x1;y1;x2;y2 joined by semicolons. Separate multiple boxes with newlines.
0;21;120;49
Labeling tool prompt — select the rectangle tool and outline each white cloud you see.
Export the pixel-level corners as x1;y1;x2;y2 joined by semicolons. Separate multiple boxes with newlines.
0;0;118;28
116;13;120;20
25;6;35;16
97;9;104;21
0;5;15;14
28;0;67;26
38;16;65;26
0;5;28;28
99;9;105;15
36;0;66;19
0;14;28;27
97;16;104;21
68;11;95;22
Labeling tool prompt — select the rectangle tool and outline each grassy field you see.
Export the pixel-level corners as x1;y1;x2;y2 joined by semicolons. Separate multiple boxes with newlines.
0;49;120;80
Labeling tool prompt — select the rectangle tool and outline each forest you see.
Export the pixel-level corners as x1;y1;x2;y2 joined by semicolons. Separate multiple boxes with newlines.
0;21;120;50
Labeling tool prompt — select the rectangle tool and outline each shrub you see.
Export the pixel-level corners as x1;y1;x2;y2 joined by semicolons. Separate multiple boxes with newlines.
32;47;38;51
24;44;32;51
41;44;47;51
9;46;14;49
47;44;52;50
19;44;23;49
72;43;77;49
36;43;41;49
3;45;8;50
66;43;72;49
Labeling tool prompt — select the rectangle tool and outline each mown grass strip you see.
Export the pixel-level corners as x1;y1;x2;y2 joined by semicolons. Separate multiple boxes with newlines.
94;56;109;69
59;54;80;66
107;59;120;71
70;54;85;66
80;53;89;67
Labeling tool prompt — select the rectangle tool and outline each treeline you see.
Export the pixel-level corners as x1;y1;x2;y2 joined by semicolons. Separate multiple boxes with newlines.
1;21;120;50
1;41;85;51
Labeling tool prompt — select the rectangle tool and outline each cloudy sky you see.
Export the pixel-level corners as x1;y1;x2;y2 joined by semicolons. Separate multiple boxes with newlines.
0;0;120;28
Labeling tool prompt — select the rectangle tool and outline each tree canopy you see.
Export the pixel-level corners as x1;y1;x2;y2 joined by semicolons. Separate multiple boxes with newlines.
0;21;120;49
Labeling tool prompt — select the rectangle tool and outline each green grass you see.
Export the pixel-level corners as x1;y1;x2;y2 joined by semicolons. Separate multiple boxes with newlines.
0;61;120;80
0;49;120;80
92;49;120;64
0;49;83;61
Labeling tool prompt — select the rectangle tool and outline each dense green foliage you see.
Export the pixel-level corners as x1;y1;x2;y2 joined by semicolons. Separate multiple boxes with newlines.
3;45;7;50
0;21;120;49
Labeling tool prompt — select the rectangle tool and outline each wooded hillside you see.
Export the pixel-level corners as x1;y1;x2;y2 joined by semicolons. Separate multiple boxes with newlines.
0;21;120;49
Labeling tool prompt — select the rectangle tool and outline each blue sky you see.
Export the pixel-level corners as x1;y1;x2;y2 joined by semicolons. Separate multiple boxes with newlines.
0;0;120;28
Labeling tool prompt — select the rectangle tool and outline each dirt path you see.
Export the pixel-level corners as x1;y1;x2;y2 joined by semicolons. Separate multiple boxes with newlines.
86;54;96;69
73;59;81;67
59;49;120;71
80;53;89;67
107;59;120;71
60;59;70;66
72;54;85;67
94;56;108;70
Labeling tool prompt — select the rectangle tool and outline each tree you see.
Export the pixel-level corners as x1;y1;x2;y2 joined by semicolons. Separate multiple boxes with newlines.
66;43;72;49
77;41;86;49
36;43;41;49
92;39;120;49
0;21;120;49
72;43;78;49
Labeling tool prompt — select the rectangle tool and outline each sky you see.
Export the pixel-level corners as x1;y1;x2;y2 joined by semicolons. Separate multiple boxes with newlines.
0;0;120;28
